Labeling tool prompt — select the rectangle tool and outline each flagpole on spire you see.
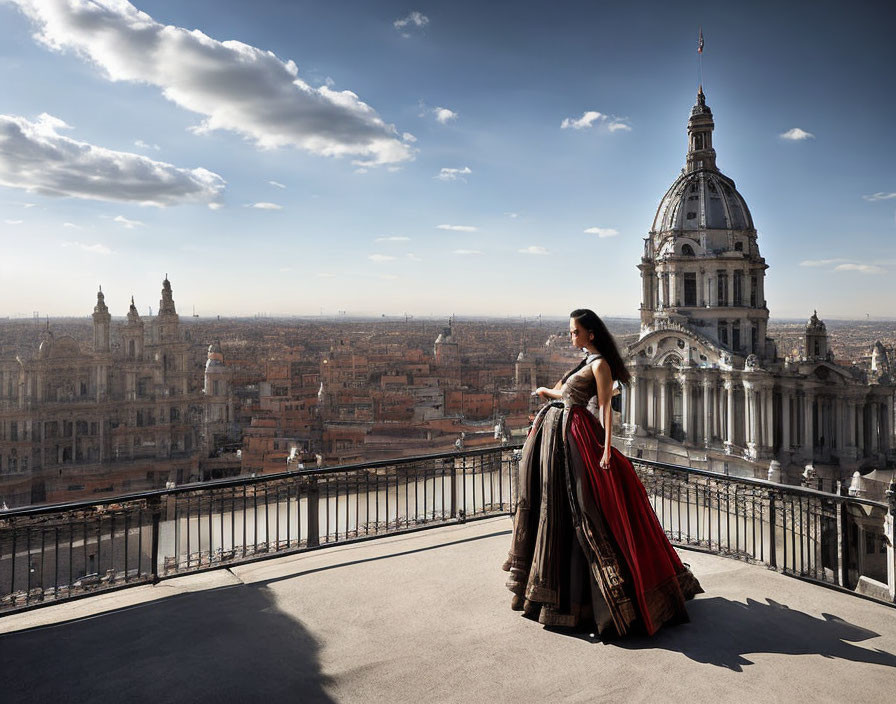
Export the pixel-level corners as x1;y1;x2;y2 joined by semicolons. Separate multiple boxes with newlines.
697;26;704;92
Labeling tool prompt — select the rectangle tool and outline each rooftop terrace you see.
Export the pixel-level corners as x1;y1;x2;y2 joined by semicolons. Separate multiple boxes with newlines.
2;516;895;703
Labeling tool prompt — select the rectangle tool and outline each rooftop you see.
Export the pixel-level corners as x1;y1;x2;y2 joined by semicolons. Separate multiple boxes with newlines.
3;516;895;703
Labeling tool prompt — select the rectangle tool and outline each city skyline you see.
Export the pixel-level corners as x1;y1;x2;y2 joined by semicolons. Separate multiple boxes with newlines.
1;0;895;319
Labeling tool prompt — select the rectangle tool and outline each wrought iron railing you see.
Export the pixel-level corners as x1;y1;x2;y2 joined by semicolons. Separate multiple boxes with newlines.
0;445;519;613
632;458;892;595
1;445;892;615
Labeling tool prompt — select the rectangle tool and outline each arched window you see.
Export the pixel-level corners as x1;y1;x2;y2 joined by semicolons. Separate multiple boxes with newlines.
681;244;695;256
128;339;135;359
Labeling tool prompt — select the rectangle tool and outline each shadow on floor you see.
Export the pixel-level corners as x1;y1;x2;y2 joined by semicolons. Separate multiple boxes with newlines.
614;596;896;672
0;583;333;704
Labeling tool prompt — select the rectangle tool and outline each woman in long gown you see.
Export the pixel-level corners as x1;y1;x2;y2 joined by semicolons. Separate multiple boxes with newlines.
503;309;702;637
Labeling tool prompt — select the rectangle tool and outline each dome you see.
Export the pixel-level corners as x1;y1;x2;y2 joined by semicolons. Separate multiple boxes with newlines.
652;170;753;233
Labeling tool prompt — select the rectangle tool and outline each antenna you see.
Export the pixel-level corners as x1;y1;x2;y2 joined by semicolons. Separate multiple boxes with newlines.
697;26;705;92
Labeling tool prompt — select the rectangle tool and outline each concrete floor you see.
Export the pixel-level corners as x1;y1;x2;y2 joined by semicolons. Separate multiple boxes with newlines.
2;516;895;703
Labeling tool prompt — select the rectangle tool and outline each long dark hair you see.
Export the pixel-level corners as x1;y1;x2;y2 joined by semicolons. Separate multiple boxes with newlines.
561;308;631;385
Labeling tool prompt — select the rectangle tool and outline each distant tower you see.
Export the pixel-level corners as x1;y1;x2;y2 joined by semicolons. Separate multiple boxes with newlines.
871;341;890;375
121;296;145;360
514;347;537;392
92;286;111;353
156;275;180;343
804;311;829;361
434;325;459;365
203;342;228;398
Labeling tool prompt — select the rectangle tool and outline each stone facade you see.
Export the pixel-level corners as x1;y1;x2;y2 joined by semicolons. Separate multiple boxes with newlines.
0;279;236;508
622;89;896;484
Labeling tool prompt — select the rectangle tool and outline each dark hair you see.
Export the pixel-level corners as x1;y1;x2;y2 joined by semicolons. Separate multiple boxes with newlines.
561;308;631;385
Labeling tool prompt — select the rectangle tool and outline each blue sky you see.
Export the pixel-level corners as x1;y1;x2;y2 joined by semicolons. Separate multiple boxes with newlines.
1;0;894;319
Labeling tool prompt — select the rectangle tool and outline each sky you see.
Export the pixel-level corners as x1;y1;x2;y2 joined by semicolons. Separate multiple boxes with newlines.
0;0;894;320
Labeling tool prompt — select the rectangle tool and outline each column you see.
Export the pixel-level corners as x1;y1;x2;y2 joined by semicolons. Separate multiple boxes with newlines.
670;272;678;307
629;376;640;432
725;380;735;447
764;388;774;450
681;376;691;444
748;385;760;448
870;401;880;454
846;400;857;448
641;272;650;309
708;275;716;307
781;390;791;451
658;378;668;436
880;399;891;452
857;403;865;456
646;378;655;433
702;379;712;446
804;390;815;456
71;419;77;464
744;269;752;308
698;270;705;307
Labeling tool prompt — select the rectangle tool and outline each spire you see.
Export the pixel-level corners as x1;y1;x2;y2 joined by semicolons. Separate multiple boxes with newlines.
158;275;177;316
94;286;109;315
685;86;717;173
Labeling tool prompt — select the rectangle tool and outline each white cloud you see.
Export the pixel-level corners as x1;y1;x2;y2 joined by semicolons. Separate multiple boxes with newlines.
799;258;850;267
63;241;112;255
561;111;604;130
0;113;224;205
368;254;395;262
402;132;417;143
505;212;519;219
207;202;223;210
5;219;23;225
584;226;619;238
518;245;549;255
248;202;282;210
62;221;82;229
13;0;413;167
354;167;368;174
834;263;886;274
375;236;410;242
437;166;472;181
433;107;458;124
780;127;815;141
268;180;286;189
437;224;478;232
453;249;481;255
394;11;429;35
405;253;422;261
134;139;159;151
862;192;896;202
561;111;630;133
113;215;144;228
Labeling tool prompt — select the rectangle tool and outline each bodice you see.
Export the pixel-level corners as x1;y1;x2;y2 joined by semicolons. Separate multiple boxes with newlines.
560;363;598;408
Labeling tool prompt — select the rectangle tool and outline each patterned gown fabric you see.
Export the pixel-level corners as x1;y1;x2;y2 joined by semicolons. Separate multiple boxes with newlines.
503;362;703;636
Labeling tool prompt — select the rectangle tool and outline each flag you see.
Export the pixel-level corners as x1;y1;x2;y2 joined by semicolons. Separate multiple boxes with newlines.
698;28;704;54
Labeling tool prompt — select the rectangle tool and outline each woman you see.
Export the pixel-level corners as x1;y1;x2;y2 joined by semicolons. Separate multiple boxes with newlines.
502;309;702;637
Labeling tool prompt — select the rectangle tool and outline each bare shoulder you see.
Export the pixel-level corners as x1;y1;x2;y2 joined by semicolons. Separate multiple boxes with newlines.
589;357;612;383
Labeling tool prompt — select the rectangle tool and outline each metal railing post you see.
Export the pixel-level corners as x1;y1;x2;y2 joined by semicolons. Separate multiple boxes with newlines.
149;496;162;584
307;477;320;548
768;491;777;569
450;461;458;520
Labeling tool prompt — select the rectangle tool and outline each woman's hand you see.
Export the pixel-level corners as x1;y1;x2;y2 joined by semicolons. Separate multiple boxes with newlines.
600;448;611;470
535;387;551;399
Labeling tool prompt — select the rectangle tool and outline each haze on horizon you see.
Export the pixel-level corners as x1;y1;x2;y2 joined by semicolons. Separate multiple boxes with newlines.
1;1;894;320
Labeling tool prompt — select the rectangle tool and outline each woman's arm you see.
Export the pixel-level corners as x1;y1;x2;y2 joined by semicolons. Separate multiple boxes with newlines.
534;381;562;400
592;359;614;469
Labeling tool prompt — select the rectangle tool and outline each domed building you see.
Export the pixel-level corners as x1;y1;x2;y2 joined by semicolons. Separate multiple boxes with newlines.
621;88;895;483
